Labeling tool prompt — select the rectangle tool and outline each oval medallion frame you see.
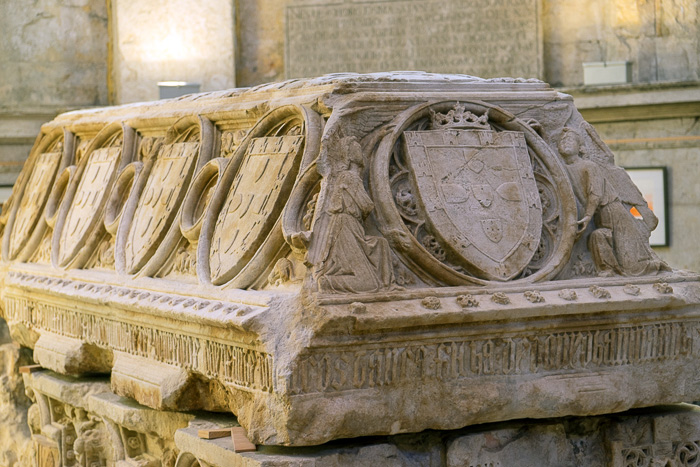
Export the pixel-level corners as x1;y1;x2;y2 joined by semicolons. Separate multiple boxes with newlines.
200;105;322;288
371;100;578;285
180;157;230;244
3;128;68;262
52;123;133;269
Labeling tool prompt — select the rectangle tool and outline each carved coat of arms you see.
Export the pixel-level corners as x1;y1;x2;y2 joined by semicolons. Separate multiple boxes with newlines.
209;135;303;285
9;150;62;259
124;142;199;274
404;128;542;280
58;147;121;266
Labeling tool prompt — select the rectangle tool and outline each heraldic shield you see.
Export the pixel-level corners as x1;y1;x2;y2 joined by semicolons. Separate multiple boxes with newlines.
404;129;542;281
124;142;199;274
209;135;303;285
8;150;62;260
58;147;121;266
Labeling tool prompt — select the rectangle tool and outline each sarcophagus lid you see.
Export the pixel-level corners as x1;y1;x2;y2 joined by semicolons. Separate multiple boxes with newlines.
1;72;696;446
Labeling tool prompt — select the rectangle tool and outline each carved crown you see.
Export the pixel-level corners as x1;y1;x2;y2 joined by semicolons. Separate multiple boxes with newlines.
429;104;490;130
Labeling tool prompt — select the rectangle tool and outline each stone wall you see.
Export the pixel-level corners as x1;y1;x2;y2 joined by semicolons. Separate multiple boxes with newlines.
284;0;542;80
543;0;699;87
110;0;236;103
0;0;108;187
229;0;700;87
2;0;690;95
235;0;287;86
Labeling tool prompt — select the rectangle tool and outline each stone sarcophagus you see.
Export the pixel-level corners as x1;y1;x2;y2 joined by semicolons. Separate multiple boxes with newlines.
1;72;698;448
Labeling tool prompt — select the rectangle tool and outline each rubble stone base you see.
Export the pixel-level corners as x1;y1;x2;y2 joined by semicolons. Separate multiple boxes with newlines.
7;363;700;467
0;321;33;467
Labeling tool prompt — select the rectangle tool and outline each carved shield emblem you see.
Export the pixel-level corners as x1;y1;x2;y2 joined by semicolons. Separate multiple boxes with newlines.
482;219;503;243
209;135;303;285
124;142;199;274
404;129;542;280
472;184;493;208
58;147;121;266
9;151;62;259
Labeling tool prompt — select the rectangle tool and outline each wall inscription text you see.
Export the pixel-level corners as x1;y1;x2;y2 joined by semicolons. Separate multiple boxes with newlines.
286;0;541;79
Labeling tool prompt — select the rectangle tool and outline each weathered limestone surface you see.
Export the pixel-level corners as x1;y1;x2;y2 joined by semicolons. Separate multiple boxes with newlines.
22;370;191;467
543;0;700;87
0;0;108;109
111;0;236;103
20;368;700;467
236;0;287;86
233;0;700;87
0;0;109;186
0;320;33;467
0;73;698;458
444;405;700;467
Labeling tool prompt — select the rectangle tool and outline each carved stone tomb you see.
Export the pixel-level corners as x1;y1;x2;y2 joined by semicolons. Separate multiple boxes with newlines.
0;73;698;463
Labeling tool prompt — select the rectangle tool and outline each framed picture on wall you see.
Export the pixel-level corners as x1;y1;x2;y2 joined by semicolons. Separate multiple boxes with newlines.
623;167;669;247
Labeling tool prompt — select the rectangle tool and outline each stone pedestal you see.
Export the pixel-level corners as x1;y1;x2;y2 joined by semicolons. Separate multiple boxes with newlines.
20;368;700;467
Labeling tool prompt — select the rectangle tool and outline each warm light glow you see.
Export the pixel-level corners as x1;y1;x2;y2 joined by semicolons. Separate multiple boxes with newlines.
613;0;641;29
113;0;234;102
141;32;200;63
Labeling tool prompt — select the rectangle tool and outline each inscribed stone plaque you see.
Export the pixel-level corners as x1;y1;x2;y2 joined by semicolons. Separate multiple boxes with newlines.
286;0;542;79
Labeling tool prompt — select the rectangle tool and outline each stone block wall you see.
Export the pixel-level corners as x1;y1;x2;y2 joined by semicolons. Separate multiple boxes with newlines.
232;0;700;87
0;0;109;188
110;0;236;103
543;0;699;87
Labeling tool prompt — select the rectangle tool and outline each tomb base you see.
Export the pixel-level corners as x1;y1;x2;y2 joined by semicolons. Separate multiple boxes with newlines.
5;269;700;446
17;367;700;467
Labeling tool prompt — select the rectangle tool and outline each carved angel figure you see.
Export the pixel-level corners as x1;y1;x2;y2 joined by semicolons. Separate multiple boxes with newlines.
558;127;668;277
307;136;394;293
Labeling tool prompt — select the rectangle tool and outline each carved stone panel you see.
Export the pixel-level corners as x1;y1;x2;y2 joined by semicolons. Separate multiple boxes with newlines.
124;141;199;274
35;435;61;467
404;129;541;280
208;128;305;285
25;371;190;467
52;126;126;270
7;146;62;261
57;147;121;267
371;100;578;285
